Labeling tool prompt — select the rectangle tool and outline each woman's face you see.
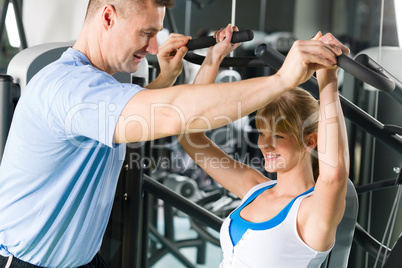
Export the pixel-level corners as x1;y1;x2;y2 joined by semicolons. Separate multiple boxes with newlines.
257;130;302;174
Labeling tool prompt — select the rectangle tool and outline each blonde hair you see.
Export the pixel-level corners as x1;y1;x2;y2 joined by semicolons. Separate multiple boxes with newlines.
255;87;320;180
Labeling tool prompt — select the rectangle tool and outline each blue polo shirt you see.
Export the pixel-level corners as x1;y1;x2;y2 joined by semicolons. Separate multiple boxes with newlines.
0;48;143;267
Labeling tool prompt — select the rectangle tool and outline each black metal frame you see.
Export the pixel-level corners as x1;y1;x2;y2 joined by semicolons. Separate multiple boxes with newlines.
114;143;222;268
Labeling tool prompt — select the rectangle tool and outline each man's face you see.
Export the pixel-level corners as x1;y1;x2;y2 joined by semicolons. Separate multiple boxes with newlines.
106;2;165;74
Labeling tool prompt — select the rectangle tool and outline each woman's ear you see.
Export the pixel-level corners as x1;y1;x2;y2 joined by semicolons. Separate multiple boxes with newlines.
304;132;318;151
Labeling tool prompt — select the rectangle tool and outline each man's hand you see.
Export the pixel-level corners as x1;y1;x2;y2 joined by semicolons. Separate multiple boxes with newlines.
275;32;344;89
315;32;350;85
155;33;190;86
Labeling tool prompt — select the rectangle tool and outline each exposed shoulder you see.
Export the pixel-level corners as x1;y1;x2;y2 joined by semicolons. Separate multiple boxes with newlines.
297;193;337;251
241;177;274;200
298;193;313;213
230;166;271;199
297;192;317;222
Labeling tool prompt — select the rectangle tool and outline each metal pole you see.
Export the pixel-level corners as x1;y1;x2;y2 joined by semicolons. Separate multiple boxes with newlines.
184;0;192;36
148;225;196;268
122;143;145;268
166;8;179;34
0;0;28;50
143;174;223;232
259;0;267;31
12;0;28;49
0;0;10;49
0;74;13;163
140;141;152;268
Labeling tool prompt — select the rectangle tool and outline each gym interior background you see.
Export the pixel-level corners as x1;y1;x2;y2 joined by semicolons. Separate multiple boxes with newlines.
1;0;402;267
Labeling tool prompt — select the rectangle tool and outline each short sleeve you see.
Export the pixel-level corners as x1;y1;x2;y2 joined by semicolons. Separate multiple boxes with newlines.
48;66;143;148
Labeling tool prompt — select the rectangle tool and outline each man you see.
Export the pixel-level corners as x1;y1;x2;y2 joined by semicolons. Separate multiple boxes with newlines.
0;0;343;267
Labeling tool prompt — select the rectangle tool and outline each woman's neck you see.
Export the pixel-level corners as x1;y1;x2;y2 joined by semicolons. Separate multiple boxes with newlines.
274;161;315;197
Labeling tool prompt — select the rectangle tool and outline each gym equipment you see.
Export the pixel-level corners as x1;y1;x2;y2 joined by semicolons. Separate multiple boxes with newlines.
186;29;254;51
162;173;198;199
3;28;402;268
345;46;402;267
183;29;266;68
0;74;19;162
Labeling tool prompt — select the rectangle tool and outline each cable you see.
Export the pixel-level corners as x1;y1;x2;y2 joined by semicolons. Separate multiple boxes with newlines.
229;0;237;83
374;185;402;267
384;186;402;262
370;0;385;266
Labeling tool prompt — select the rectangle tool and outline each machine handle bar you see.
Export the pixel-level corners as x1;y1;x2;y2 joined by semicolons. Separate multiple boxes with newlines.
255;43;396;93
186;29;254;51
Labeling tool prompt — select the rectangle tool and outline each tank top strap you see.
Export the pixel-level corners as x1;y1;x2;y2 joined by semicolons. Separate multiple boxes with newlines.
228;185;314;246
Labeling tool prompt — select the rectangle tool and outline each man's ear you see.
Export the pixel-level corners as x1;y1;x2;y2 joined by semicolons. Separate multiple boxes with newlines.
304;132;318;151
102;5;116;29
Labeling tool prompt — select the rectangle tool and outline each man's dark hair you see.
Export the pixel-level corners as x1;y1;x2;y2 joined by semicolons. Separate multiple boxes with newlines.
155;0;175;9
85;0;175;21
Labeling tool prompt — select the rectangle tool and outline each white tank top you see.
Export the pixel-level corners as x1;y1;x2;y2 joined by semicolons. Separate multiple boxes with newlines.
219;181;332;268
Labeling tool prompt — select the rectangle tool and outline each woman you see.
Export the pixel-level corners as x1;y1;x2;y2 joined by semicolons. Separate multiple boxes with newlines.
178;28;350;267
